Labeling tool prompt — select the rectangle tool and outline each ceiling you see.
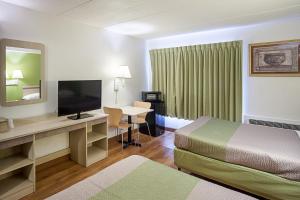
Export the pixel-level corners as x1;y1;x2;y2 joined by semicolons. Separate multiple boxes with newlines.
1;0;300;39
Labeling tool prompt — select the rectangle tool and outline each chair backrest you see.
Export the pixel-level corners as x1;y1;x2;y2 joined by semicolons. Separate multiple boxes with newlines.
103;107;123;128
133;101;151;119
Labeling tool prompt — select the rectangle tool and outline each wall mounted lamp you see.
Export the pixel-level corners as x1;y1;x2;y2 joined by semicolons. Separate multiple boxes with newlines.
114;65;131;104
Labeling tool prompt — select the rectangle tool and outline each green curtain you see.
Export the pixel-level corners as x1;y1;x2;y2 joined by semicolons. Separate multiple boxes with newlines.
150;41;242;122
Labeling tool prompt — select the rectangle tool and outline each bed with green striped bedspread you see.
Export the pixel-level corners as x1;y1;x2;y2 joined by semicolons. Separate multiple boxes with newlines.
47;155;256;200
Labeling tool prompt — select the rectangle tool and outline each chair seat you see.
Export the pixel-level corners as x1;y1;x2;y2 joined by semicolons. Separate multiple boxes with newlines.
132;117;146;124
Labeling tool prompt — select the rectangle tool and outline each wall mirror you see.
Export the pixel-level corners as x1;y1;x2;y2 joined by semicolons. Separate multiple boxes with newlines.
0;39;46;106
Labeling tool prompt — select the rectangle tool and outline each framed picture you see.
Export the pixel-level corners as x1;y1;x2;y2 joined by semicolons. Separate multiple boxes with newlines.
249;39;300;76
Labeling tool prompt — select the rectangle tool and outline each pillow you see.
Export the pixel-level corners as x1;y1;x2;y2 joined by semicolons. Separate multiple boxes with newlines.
23;93;40;100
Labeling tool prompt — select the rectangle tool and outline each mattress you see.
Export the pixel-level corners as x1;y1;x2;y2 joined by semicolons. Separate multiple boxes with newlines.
47;155;256;200
175;117;300;181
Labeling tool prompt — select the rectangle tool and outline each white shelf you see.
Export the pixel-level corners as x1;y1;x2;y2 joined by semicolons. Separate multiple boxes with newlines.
87;146;107;166
0;175;34;199
87;131;106;144
0;155;33;176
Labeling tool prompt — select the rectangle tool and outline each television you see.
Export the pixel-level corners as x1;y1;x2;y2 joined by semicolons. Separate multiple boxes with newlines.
58;80;102;120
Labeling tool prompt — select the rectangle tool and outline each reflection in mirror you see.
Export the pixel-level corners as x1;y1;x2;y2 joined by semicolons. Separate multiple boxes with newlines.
5;47;41;103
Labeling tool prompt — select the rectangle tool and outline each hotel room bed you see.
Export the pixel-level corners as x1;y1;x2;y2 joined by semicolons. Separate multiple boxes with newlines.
174;116;300;200
47;155;256;200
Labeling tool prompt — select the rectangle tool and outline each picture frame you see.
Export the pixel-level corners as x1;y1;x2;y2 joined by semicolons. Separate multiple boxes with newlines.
249;39;300;77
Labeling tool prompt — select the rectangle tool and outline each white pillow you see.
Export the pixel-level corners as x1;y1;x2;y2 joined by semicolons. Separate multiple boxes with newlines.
23;93;40;100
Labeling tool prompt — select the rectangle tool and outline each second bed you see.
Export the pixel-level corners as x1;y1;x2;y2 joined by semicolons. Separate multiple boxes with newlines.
174;116;300;200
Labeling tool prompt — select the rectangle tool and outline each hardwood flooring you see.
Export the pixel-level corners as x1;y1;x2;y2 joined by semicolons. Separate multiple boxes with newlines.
22;131;176;200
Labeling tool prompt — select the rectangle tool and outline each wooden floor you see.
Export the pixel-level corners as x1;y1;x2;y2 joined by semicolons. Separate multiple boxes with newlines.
22;131;176;200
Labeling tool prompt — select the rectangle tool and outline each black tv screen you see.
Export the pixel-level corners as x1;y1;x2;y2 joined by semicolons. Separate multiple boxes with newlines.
58;80;102;118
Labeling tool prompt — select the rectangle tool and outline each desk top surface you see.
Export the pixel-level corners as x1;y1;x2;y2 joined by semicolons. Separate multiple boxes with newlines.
0;113;108;143
103;105;153;116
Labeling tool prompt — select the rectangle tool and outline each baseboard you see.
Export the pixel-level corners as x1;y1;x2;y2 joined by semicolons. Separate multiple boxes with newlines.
108;126;176;142
107;128;137;139
243;115;300;125
159;125;176;132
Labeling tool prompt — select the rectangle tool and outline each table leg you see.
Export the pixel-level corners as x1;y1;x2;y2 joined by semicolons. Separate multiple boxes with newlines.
119;115;141;148
127;115;132;143
118;115;132;148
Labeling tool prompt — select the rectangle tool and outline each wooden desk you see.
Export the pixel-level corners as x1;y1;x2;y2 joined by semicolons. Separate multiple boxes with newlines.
120;106;153;148
0;113;108;200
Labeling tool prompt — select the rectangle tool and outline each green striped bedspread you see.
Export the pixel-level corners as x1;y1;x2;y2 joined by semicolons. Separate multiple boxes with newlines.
47;155;256;200
175;117;300;181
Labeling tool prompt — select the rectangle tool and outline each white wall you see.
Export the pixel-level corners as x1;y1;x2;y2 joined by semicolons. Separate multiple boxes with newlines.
0;2;147;119
146;17;300;125
0;2;147;156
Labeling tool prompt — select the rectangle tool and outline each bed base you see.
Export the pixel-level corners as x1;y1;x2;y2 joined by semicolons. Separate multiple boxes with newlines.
174;148;300;200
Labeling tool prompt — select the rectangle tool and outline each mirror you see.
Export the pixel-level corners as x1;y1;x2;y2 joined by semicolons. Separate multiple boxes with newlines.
0;39;46;106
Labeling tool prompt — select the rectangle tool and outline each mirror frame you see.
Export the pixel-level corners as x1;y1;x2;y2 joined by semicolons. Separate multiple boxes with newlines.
0;39;46;107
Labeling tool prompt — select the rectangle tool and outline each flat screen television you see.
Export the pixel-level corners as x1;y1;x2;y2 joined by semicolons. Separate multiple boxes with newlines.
58;80;102;120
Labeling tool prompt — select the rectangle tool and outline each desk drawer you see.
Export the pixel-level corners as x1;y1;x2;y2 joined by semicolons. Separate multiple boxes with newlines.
35;123;86;139
87;118;107;126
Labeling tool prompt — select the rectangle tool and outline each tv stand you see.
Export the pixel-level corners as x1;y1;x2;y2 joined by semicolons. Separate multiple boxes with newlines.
0;113;108;199
67;113;93;120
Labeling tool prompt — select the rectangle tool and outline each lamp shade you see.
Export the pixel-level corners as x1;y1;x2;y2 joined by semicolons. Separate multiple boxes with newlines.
12;70;24;79
116;65;131;79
